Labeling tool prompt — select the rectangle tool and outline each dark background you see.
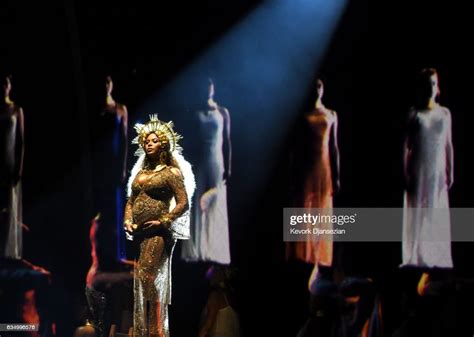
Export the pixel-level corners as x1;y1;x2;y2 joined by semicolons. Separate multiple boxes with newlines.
1;0;473;336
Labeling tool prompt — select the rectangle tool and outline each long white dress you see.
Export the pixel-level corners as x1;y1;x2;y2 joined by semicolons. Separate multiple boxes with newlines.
402;105;453;268
181;108;231;264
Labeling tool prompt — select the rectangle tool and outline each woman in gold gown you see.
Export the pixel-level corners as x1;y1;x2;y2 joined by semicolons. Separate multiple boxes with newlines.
124;115;195;337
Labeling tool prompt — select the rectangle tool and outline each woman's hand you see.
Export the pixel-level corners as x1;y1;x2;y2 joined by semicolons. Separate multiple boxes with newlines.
124;220;135;233
200;187;217;211
223;170;230;182
133;219;170;238
143;220;163;227
447;173;454;189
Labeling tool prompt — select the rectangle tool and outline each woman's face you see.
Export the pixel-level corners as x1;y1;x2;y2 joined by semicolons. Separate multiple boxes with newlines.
418;73;440;102
428;74;440;100
208;80;215;99
105;76;113;95
144;133;161;158
315;80;324;101
3;77;11;97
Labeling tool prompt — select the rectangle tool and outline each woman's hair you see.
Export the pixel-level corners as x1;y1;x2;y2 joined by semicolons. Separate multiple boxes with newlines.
303;77;325;111
417;68;438;90
420;67;438;78
2;74;12;88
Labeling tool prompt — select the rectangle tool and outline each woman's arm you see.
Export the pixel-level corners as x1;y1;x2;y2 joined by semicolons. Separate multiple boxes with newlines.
123;191;136;233
15;106;25;184
220;107;232;180
329;110;340;193
403;109;416;190
444;108;454;189
164;167;189;225
120;104;129;183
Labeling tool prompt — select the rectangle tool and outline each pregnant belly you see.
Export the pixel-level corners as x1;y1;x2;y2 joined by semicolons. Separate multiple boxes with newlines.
132;195;168;226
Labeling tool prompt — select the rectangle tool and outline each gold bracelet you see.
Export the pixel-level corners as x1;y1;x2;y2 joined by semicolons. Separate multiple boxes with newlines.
160;216;172;226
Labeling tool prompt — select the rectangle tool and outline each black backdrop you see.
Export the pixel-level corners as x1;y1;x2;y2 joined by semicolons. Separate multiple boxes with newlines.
1;0;473;336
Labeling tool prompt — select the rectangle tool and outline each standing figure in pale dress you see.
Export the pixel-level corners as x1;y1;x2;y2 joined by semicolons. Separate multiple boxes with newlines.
181;79;232;264
402;68;454;294
287;79;340;294
0;75;24;260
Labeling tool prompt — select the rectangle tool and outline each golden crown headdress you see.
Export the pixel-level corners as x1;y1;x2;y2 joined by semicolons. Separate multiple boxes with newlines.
132;114;182;156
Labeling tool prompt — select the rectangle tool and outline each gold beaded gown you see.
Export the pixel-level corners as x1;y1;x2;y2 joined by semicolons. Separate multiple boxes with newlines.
125;165;189;337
